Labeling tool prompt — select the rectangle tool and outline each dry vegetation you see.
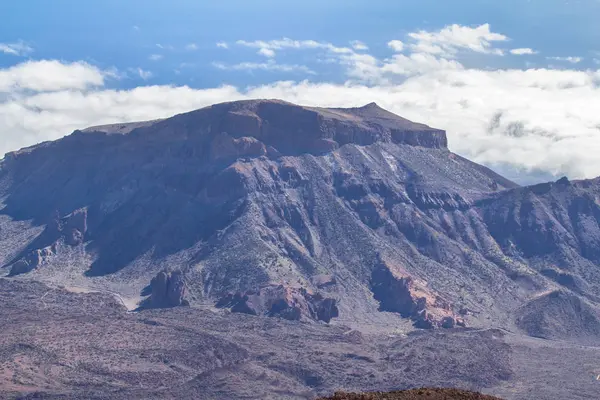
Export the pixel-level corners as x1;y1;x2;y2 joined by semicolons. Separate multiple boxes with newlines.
319;388;503;400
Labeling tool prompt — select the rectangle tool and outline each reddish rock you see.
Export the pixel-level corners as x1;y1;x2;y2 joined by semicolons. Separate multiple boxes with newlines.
370;261;465;330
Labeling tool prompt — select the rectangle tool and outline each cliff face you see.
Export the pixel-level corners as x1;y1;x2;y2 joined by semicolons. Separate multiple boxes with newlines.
1;99;599;334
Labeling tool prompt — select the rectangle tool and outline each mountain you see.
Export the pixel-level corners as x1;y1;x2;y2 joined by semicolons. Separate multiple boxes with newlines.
1;99;600;399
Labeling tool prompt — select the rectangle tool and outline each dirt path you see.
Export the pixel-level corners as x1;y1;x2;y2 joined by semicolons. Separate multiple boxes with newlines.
62;285;140;311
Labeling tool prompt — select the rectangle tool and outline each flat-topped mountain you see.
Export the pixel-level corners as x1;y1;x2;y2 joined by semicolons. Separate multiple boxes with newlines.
0;99;599;334
1;99;600;399
78;100;448;152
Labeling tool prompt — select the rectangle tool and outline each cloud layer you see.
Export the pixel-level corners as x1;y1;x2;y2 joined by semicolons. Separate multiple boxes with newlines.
1;24;598;184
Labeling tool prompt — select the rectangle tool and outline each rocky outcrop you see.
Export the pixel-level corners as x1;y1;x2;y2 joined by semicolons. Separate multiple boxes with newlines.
370;262;464;329
59;208;88;246
149;270;188;308
210;132;267;162
6;209;87;276
311;274;337;289
216;285;339;323
45;208;88;246
9;246;55;276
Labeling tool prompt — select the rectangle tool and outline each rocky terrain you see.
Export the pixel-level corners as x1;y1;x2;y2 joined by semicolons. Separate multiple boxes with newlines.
319;388;504;399
1;99;600;399
1;279;599;400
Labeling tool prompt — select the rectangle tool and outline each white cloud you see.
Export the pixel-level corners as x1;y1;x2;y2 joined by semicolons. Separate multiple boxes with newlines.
0;60;105;92
407;23;508;57
351;40;369;51
340;51;464;84
258;48;276;58
381;53;463;77
185;43;199;51
235;38;353;58
510;48;538;55
131;68;153;80
547;56;583;64
149;54;163;61
213;60;315;74
340;53;383;82
156;43;174;50
387;40;405;52
0;41;34;56
216;42;229;49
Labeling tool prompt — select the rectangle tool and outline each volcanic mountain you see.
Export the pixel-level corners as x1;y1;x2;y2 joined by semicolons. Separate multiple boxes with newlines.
2;99;600;399
1;99;600;334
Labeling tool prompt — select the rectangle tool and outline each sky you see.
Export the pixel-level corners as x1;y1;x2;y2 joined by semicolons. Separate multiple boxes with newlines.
2;0;600;184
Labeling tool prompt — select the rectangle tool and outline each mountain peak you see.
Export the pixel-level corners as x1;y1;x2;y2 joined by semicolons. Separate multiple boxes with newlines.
361;101;380;108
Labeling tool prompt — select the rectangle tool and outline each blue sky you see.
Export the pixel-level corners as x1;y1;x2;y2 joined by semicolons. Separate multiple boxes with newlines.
2;0;599;87
1;0;600;183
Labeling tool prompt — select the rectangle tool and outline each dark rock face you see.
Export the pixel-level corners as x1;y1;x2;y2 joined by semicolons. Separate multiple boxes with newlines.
60;208;88;246
216;285;339;323
150;270;188;307
371;263;418;318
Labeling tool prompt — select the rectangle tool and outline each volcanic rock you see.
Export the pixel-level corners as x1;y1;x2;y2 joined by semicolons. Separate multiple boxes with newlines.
370;260;461;329
149;270;188;307
311;274;337;289
9;246;55;276
216;285;339;322
60;208;88;246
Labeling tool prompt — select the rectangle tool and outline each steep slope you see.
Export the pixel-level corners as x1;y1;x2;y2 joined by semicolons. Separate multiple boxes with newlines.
0;99;599;335
515;290;600;344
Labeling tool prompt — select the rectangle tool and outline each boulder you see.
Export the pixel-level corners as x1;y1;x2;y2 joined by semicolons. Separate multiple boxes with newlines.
440;316;456;329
